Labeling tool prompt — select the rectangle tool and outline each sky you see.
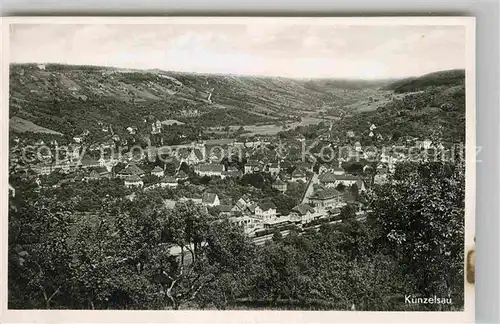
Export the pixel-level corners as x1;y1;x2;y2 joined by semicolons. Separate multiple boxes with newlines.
9;23;466;79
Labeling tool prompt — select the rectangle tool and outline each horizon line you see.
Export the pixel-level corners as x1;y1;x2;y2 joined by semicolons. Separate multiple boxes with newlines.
8;61;464;81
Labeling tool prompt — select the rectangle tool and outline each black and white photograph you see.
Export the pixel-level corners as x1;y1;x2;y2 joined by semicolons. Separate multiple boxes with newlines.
3;17;474;318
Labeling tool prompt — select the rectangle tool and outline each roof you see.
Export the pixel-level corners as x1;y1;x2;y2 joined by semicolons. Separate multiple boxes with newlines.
125;175;142;182
318;172;336;183
179;148;204;160
88;170;100;178
269;163;280;168
246;204;256;213
335;174;359;181
292;203;316;216
162;175;177;183
218;205;233;212
222;169;243;177
151;166;163;173
202;192;218;204
94;166;108;174
246;160;261;167
175;170;188;178
292;168;306;177
196;163;224;173
119;163;145;176
81;157;99;166
310;187;342;200
258;202;277;211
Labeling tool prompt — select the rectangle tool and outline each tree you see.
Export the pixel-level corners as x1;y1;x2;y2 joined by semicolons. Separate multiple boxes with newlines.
367;158;465;304
339;204;357;222
147;201;252;309
8;195;77;309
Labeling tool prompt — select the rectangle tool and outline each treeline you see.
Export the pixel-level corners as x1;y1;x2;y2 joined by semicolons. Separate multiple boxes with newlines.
8;156;465;310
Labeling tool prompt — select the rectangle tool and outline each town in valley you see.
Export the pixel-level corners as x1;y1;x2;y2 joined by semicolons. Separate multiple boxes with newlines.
8;23;467;311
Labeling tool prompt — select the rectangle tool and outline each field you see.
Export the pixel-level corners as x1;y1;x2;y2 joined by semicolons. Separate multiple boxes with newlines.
206;116;334;137
10;116;63;135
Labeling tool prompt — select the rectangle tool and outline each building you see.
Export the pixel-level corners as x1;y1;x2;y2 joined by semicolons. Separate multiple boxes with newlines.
175;170;189;182
180;149;204;166
179;197;203;205
244;160;262;174
268;162;281;176
291;203;317;224
81;157;100;169
124;175;144;188
307;187;344;211
194;163;224;177
218;205;233;217
318;172;337;187
161;176;178;188
84;170;101;181
117;163;145;179
334;175;366;191
151;166;165;177
333;166;345;176
354;141;362;152
32;162;54;175
202;192;220;207
229;215;263;234
254;202;277;221
291;168;307;182
221;167;243;179
272;178;287;193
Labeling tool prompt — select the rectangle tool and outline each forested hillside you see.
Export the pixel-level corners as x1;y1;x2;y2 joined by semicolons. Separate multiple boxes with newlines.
384;69;465;93
332;70;466;144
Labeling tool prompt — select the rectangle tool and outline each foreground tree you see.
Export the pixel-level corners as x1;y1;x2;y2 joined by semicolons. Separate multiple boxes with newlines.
367;158;465;305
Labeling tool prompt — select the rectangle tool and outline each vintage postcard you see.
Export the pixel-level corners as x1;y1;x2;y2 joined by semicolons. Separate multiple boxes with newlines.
1;17;475;323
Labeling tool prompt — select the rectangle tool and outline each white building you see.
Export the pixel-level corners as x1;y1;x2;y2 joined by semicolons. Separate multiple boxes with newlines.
202;192;220;207
254;202;277;221
151;166;165;177
194;163;224;177
124;175;143;188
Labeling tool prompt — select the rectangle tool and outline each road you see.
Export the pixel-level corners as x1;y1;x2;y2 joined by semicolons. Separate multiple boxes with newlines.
301;172;319;204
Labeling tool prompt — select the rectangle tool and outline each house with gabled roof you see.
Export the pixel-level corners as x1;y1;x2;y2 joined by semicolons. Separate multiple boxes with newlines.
318;171;337;187
218;205;233;217
80;156;100;169
161;175;178;188
291;203;317;224
124;175;143;188
334;174;366;191
221;167;243;179
180;148;204;166
254;202;277;221
86;170;101;181
244;160;262;174
151;166;164;177
268;162;281;176
117;163;145;179
291;168;307;183
175;170;189;181
194;163;224;177
202;192;220;207
272;178;287;193
307;186;344;211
